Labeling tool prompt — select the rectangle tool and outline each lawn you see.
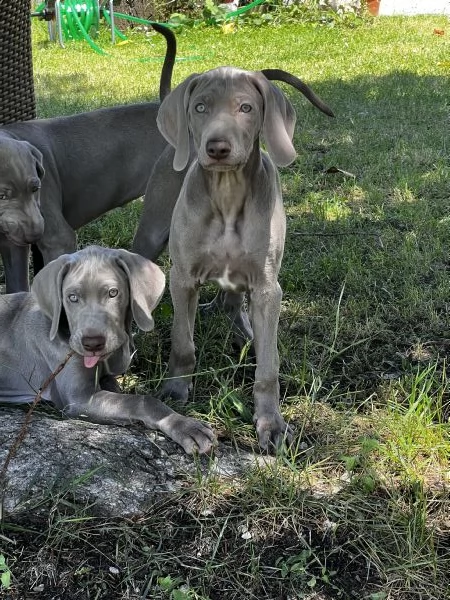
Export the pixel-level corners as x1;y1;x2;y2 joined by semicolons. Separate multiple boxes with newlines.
1;9;450;600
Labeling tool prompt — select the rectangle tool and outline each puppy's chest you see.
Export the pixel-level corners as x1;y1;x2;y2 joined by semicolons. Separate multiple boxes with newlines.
191;215;260;292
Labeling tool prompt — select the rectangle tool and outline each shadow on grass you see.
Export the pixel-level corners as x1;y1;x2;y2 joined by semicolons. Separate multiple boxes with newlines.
273;69;450;397
1;449;448;599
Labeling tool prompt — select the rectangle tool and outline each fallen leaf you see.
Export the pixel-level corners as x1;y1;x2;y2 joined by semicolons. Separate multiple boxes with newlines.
222;22;236;34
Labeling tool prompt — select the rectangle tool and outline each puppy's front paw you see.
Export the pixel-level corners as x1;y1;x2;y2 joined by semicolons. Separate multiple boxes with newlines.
254;412;293;452
167;414;217;455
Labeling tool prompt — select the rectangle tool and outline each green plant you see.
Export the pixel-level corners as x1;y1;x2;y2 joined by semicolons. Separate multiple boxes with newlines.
0;554;11;589
157;574;198;599
267;0;365;27
168;0;365;31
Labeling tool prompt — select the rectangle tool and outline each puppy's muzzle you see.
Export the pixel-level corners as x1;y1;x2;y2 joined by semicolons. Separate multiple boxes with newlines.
1;218;44;244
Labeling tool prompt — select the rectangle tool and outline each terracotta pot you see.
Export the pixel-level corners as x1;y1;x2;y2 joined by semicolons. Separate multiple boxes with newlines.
367;0;380;15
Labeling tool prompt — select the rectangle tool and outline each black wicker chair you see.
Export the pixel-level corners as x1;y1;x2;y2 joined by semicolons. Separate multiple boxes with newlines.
0;0;36;124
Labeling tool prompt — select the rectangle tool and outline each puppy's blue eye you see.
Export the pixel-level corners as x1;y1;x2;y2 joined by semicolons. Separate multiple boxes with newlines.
240;104;252;113
195;103;206;113
109;288;119;298
68;293;78;303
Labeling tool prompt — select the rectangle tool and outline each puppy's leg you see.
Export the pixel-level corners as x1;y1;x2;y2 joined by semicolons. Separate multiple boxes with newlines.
250;281;293;450
99;373;122;393
221;291;253;347
38;232;77;265
0;241;30;292
160;268;199;402
200;291;253;349
64;390;215;455
35;200;77;265
132;145;187;261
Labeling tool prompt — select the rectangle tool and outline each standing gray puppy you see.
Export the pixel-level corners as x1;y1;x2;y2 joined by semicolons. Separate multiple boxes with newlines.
156;66;302;450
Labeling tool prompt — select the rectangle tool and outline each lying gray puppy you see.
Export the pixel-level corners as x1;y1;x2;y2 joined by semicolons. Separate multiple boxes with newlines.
0;23;175;294
0;245;215;455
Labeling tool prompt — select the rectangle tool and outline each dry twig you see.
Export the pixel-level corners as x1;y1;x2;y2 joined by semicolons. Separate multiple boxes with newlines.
0;350;75;490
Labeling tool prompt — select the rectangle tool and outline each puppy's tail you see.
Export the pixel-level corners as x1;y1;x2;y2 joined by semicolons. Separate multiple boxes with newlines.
151;23;177;102
262;68;335;118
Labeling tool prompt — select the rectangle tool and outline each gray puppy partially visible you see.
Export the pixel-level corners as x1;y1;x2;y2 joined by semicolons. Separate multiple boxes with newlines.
0;245;215;455
0;23;175;293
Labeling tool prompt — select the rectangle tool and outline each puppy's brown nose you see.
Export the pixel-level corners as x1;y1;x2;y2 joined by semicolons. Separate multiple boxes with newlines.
206;140;231;160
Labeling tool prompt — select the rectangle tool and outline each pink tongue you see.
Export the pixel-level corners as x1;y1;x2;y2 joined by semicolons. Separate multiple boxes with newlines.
84;355;101;368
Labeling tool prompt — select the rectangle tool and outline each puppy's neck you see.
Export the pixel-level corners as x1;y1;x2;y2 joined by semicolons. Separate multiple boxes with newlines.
200;143;261;219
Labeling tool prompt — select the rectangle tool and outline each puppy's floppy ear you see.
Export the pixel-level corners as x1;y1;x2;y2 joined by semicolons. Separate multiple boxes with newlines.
252;72;297;167
157;73;199;172
22;141;45;180
114;249;165;332
32;253;72;340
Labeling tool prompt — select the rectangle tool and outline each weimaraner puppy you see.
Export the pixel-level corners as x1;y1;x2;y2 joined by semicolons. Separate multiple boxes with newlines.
150;66;332;450
0;245;215;455
0;23;175;294
132;68;334;261
133;67;334;450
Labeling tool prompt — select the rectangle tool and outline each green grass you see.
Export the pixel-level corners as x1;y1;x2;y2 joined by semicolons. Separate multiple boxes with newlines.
2;12;450;600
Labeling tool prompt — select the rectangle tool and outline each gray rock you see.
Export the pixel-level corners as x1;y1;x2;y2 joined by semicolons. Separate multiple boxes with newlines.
0;407;259;517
